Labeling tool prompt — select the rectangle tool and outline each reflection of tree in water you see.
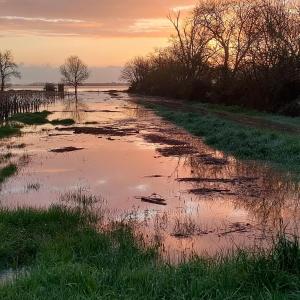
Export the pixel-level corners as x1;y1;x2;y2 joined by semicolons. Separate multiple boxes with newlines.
184;154;300;236
123;94;300;239
62;97;88;123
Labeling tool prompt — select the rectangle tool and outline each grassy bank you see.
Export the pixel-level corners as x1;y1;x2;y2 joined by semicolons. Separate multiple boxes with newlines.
1;204;300;299
0;125;21;139
192;102;300;132
0;111;75;140
10;111;75;126
144;102;300;177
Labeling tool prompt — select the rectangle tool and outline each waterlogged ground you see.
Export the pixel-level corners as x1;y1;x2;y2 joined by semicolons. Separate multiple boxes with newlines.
0;89;299;262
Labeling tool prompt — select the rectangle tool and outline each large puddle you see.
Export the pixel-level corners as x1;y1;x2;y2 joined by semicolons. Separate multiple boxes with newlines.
1;89;299;262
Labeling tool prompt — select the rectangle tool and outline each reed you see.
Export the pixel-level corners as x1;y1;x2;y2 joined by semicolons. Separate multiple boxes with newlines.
0;91;59;124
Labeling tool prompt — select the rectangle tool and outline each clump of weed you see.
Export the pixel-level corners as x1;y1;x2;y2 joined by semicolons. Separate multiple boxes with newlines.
26;183;40;192
0;125;21;139
9;111;75;126
0;164;17;184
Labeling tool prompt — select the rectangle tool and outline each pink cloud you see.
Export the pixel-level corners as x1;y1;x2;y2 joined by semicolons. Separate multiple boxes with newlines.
0;0;196;37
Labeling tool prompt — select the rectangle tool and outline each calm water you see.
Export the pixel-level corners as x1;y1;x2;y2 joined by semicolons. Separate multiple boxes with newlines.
10;85;128;92
0;90;299;262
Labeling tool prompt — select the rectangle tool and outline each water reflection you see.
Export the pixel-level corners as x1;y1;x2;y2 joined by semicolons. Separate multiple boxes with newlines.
62;98;88;123
0;90;299;261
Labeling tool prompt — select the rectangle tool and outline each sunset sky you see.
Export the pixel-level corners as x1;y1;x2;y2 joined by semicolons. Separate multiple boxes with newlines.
0;0;195;83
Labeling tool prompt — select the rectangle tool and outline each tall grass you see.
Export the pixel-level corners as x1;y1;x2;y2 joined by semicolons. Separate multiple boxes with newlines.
1;195;300;299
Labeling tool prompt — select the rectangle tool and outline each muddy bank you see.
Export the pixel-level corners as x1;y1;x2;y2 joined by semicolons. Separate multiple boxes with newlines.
50;147;84;153
142;133;187;146
56;126;139;137
157;145;197;157
177;176;259;184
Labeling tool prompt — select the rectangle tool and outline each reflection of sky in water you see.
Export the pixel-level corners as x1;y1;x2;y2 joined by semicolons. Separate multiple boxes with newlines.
0;90;299;260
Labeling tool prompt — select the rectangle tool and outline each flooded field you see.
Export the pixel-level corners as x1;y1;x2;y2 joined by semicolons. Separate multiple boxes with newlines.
0;90;299;262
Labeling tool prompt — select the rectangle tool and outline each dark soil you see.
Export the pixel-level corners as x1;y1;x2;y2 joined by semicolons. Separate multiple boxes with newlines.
136;194;167;206
50;147;84;153
84;121;99;125
195;154;228;165
83;110;121;113
157;145;197;157
142;133;187;146
188;188;234;196
56;126;139;137
178;177;259;184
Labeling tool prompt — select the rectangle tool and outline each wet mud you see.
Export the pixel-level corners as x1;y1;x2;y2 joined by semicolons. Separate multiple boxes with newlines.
50;147;84;153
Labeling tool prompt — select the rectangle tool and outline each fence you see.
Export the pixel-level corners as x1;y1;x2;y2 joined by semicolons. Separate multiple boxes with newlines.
0;91;61;123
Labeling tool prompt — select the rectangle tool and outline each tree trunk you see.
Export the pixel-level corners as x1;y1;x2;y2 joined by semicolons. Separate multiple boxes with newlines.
75;85;78;102
1;78;4;92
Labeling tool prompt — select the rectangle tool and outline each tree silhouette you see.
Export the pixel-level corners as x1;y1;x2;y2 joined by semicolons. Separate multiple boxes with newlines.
0;50;21;91
60;56;89;100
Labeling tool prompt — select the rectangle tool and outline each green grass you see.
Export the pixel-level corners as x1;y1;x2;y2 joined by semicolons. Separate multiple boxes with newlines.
1;206;300;299
0;111;75;139
0;125;21;139
0;153;13;163
51;118;75;126
0;164;17;184
9;111;75;126
9;111;52;125
145;103;300;177
192;102;300;129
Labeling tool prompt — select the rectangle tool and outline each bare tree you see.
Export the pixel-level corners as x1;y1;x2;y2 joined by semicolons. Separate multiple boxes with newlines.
0;50;21;91
60;56;89;99
122;0;300;112
121;56;150;89
168;11;213;81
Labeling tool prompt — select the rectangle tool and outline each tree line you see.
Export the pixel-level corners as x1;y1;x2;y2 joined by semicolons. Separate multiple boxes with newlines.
0;51;89;99
122;0;300;115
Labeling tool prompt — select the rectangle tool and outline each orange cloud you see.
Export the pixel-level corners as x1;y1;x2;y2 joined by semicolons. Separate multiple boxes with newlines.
0;0;196;37
0;1;196;67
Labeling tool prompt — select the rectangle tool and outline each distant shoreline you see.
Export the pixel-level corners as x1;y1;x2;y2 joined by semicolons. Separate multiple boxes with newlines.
10;82;128;87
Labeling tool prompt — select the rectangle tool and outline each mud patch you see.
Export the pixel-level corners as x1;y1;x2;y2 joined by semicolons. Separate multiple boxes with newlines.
84;121;99;125
135;194;167;206
56;126;139;137
48;133;73;137
50;147;84;153
83;110;121;113
178;177;259;184
142;133;187;146
195;154;228;165
157;145;197;157
189;188;235;196
7;143;26;149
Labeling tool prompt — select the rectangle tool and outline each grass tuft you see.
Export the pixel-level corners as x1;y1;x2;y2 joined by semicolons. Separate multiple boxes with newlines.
10;111;52;125
0;125;21;139
0;201;300;299
9;111;75;126
0;164;17;184
50;118;75;126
